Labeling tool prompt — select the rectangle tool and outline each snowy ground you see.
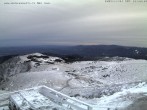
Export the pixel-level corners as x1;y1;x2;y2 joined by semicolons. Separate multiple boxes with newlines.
92;82;147;110
0;53;147;109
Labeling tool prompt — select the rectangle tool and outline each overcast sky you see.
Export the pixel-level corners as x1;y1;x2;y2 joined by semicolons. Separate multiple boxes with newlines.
0;0;147;47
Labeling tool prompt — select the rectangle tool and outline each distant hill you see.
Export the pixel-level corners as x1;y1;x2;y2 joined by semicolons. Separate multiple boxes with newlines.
0;45;147;63
59;45;147;61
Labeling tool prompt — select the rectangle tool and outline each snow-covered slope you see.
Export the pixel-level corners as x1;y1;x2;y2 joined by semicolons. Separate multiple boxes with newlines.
1;53;147;91
0;53;147;109
0;53;64;81
93;82;147;110
65;60;147;86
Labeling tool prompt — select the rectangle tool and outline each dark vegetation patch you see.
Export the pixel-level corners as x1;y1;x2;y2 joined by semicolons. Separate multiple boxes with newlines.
24;60;31;63
54;59;63;62
102;74;110;78
0;55;17;64
60;55;132;63
27;55;49;63
68;73;78;77
46;62;54;64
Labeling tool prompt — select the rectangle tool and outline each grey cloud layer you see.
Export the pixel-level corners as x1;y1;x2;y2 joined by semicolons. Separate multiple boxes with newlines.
0;0;147;47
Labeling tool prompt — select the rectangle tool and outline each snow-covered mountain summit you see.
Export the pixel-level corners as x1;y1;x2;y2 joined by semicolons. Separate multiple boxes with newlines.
20;53;64;64
0;53;64;81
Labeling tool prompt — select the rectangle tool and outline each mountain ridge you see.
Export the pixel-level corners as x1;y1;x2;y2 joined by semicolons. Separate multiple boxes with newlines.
1;45;147;64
